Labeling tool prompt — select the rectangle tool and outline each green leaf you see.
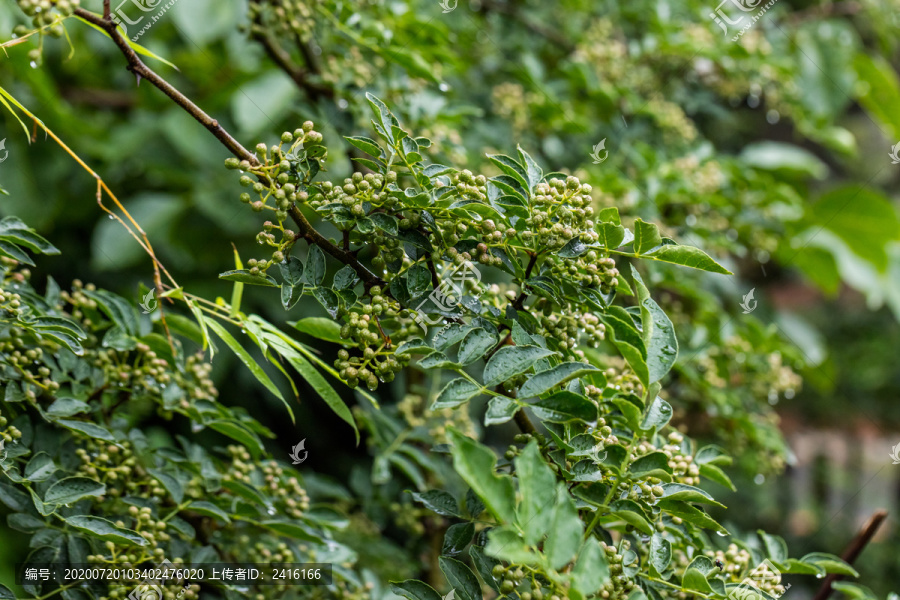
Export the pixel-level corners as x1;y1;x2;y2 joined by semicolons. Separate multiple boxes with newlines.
265;335;358;443
659;483;725;508
515;441;556;544
24;453;58;482
306;245;326;285
281;282;304;310
758;531;788;563
66;515;148;546
334;264;359;290
431;378;482;410
629;452;673;480
45;397;90;418
370;213;399;236
470;545;501;592
487;154;529;190
571;538;611;595
0;584;15;600
258;519;322;541
649;533;672;575
389;580;442;600
519;363;599;399
633;219;662;254
531;391;598;423
313;287;340;317
484;395;519;425
206;319;287;409
643;245;731;275
439;556;482;600
458;328;498;365
485;526;540;564
854;53;900;139
56;419;117;443
800;552;859;576
682;568;714;593
544;485;583;569
483;345;555;387
410;490;462;517
699;464;736;491
442;522;475;556
380;46;439;83
657;500;728;534
146;468;185;504
218;269;279;287
45;477;106;505
695;445;733;467
448;429;515;523
517;146;543;190
187;501;231;524
207;420;265;458
809;186;900;271
345;136;382;158
741;141;829;180
291;317;345;344
640;396;673;431
631;266;678;383
601;309;649;387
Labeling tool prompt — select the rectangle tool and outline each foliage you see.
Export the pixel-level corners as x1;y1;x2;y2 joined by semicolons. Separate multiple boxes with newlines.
1;0;899;598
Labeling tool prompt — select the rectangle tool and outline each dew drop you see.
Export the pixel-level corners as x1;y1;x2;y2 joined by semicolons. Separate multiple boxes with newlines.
439;83;450;92
754;473;765;485
266;506;276;515
30;61;39;69
716;530;728;537
108;214;115;220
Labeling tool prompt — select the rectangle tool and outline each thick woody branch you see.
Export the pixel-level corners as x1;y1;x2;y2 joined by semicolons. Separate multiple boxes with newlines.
812;509;888;600
73;7;385;291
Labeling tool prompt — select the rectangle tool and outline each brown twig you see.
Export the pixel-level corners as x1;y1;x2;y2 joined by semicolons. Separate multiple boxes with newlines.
250;29;334;102
73;7;387;292
512;251;539;309
811;509;888;600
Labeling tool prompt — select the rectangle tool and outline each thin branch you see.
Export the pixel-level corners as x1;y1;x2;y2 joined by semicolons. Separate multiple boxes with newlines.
250;28;334;102
812;509;888;600
480;0;575;53
103;0;110;20
72;7;387;291
512;252;539;309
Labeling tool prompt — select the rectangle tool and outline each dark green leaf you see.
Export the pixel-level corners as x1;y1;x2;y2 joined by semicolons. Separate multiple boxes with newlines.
65;515;148;546
442;522;475;556
218;269;278;287
431;378;482;410
448;429;515;523
45;477;106;505
519;363;599;399
483;345;555;387
439;556;482;600
410;490;462;517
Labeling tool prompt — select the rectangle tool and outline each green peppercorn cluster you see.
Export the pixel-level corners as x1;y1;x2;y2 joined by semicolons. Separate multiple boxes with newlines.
523;176;597;250
223;445;311;518
246;0;317;42
225;122;324;273
14;0;77;61
599;540;639;599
